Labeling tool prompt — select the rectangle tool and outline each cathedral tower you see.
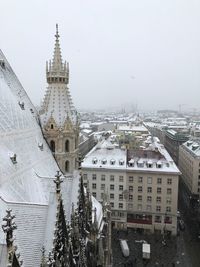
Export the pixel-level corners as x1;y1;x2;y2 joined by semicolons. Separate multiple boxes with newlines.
40;24;79;174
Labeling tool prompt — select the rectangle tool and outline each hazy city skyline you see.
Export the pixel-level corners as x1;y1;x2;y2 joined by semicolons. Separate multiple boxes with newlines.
1;0;200;111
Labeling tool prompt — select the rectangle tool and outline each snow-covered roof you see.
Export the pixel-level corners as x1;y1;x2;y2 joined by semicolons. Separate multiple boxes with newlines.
182;139;200;157
117;125;149;133
0;50;80;266
82;137;180;175
82;139;126;170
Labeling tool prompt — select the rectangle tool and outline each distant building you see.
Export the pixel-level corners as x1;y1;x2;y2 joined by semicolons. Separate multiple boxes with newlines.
164;129;189;165
82;138;180;235
179;140;200;199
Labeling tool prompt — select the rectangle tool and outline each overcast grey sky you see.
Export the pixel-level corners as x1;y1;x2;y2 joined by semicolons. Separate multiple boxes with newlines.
1;0;200;111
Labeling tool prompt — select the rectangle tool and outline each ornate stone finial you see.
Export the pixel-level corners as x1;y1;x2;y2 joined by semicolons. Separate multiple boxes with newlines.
2;209;17;248
53;171;63;194
55;24;59;40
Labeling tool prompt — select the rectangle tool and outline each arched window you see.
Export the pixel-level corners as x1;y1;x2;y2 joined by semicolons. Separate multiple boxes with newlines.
65;160;69;172
50;140;55;152
65;140;69;152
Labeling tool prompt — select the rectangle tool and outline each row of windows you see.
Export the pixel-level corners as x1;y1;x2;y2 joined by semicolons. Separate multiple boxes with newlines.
109;201;172;213
92;183;172;194
128;176;172;185
84;174;172;185
109;193;171;204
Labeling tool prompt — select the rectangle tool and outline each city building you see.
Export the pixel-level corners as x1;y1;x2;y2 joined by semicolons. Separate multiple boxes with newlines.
164;129;189;165
82;137;180;235
179;139;200;199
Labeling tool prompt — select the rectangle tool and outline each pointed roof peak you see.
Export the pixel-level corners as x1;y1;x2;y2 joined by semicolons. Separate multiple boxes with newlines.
55;23;59;40
52;24;63;71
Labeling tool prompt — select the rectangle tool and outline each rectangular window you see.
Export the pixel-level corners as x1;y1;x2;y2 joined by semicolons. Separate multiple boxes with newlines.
101;184;105;190
138;176;143;183
138;204;142;210
167;178;172;185
156;196;161;203
101;174;105;181
119;185;123;191
119;203;123;209
129;186;133;192
156;206;161;212
92;192;96;197
147;187;152;193
119;176;124;182
110;202;114;208
166;206;171;212
83;174;87;180
157;187;162;194
92;183;96;189
167;188;172;194
166;197;171;204
83;183;87;188
110;175;114;181
157;178;162;184
138;186;143;193
92;174;96;180
110;184;114;190
147;177;152;184
129;176;133;182
128;203;133;209
101;193;104;199
119;194;123;200
147;196;152;202
129;194;133;201
138;195;142;201
147;205;151;211
110;193;114;199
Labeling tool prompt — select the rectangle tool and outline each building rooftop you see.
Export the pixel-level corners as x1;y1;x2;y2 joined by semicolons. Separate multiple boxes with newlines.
82;137;180;174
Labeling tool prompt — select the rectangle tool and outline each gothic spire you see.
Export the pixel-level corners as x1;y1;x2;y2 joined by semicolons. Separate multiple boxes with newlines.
46;24;69;84
52;24;63;72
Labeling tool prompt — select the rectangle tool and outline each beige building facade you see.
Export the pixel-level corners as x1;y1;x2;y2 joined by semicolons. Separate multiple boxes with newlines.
179;140;200;197
82;138;180;235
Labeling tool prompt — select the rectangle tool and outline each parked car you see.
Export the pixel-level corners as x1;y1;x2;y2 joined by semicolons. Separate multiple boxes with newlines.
179;219;185;231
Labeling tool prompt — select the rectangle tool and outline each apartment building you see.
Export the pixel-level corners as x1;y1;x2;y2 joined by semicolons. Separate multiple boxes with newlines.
82;138;180;235
179;139;200;199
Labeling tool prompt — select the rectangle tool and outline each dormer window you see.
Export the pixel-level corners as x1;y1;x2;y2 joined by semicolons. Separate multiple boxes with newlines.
110;159;115;165
137;159;144;168
0;59;5;69
157;161;162;168
147;160;153;168
119;159;124;165
9;153;17;164
92;158;98;164
128;159;134;167
38;142;44;151
18;101;25;110
102;159;107;165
